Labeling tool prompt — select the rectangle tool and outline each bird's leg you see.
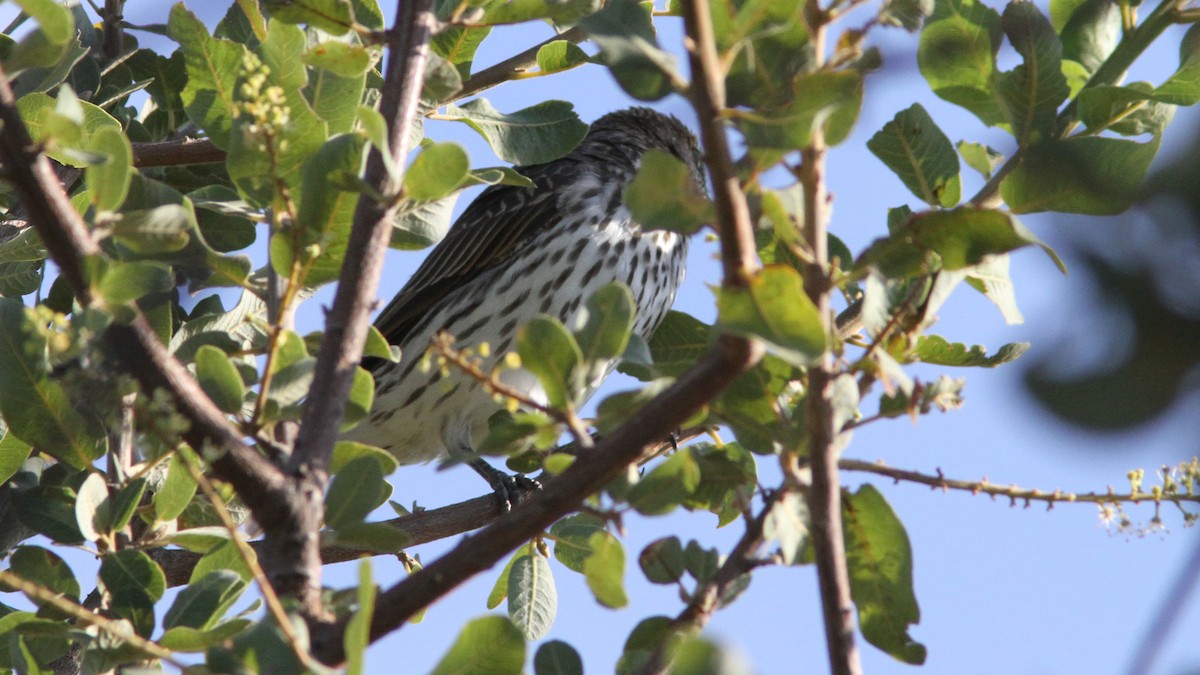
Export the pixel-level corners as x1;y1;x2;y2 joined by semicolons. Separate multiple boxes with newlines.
465;455;541;512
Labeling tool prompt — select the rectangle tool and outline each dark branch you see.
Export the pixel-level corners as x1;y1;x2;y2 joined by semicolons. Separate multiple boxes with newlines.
275;0;435;616
131;138;225;167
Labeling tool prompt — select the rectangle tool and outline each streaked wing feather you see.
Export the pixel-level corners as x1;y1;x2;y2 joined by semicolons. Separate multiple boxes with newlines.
372;163;570;351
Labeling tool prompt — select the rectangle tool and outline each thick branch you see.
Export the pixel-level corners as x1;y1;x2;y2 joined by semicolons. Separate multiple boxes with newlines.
681;0;758;284
275;0;434;616
289;0;432;475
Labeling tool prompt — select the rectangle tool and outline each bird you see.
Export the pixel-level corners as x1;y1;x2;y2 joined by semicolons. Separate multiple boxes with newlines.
344;107;704;508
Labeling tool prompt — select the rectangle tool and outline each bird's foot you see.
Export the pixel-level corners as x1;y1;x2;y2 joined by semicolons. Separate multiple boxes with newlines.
470;458;542;512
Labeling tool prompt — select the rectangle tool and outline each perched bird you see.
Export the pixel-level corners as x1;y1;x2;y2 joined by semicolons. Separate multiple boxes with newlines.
345;107;704;506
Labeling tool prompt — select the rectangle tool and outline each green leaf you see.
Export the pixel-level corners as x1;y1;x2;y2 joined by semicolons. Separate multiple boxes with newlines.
345;365;376;426
580;0;679;101
867;103;961;208
12;485;86;544
763;491;809;565
0;227;47;263
227;20;328;208
442;98;588;165
99;550;166;604
303;40;372;77
404;142;470;201
489;544;530;609
684;539;719;583
1155;51;1200;105
112;204;193;253
965;253;1026;324
263;0;354;34
619;310;710;380
97;261;173;306
716;265;825;367
15;91;123;167
159;619;252;652
5;0;74;73
1078;83;1174;136
583;531;628;608
191;540;253;584
517;316;583;409
534;640;583;675
0;261;43;297
74;472;110;542
330;440;399;475
857;207;1065;276
915;335;1029;367
107;478;148;533
306;54;366;135
625;150;713;234
881;0;934;31
1050;0;1089;31
996;2;1069;146
508;554;557;641
154;453;198;522
736;71;863;151
917;0;1005;126
574;282;635;368
85;125;132;213
423;53;464;103
480;0;600;25
163;570;247;631
344;558;375;675
844;485;927;665
430;615;526;675
1000;136;1160;215
194;344;246;414
0;298;105;469
325;456;389;529
536;40;591;74
168;4;248;150
7;545;79;614
0;430;32;485
627;450;701;516
956;140;1003;179
550;514;605;573
638;536;685;584
431;23;491;79
1059;0;1120;74
166;526;233;553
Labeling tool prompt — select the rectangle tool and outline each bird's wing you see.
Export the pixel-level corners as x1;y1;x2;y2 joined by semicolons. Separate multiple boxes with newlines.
372;161;575;354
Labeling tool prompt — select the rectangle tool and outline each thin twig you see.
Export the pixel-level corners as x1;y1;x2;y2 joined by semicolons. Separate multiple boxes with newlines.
839;459;1200;508
430;332;595;448
452;26;587;102
174;448;321;671
637;489;782;675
